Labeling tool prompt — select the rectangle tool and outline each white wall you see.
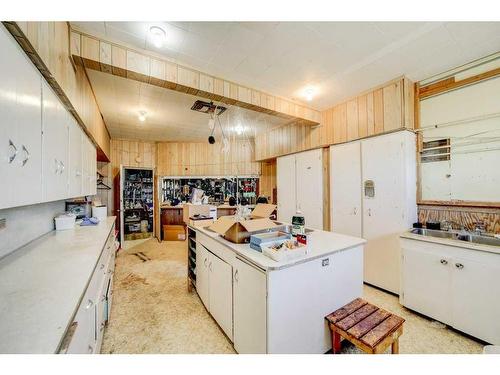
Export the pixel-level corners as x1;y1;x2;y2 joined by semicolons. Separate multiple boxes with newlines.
0;200;65;259
420;76;500;202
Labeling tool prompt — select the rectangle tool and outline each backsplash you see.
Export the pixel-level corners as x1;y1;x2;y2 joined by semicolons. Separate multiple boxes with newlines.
0;200;65;259
418;205;500;234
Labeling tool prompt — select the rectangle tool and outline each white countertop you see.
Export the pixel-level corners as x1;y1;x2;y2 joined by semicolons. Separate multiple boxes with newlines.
194;226;366;271
0;217;116;353
400;230;500;255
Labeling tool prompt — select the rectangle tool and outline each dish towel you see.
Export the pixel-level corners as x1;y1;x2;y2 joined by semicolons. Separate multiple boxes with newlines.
80;217;100;226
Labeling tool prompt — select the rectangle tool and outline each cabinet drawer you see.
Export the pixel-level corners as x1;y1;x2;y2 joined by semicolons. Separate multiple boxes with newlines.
197;232;235;265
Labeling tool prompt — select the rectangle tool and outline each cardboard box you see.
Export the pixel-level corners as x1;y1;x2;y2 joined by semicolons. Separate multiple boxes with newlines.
182;203;214;224
189;217;214;228
163;225;186;241
208;204;278;243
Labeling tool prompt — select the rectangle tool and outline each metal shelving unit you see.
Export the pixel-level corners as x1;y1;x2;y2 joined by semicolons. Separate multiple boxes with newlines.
187;227;197;292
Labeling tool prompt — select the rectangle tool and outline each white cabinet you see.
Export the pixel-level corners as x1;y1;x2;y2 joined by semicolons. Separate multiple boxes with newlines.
82;136;97;197
208;254;233;340
329;142;362;237
277;149;323;229
195;241;233;339
42;80;69;202
233;257;267;354
401;238;500;344
276;154;296;223
64;228;116;354
451;256;500;344
401;247;452;325
330;130;416;294
0;26;43;209
196;241;210;308
68;116;83;197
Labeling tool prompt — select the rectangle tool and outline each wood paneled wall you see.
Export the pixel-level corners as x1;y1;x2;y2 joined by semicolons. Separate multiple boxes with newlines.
4;22;111;160
156;140;260;177
110;139;157;177
69;30;320;125
418;205;500;234
260;159;277;203
255;77;414;160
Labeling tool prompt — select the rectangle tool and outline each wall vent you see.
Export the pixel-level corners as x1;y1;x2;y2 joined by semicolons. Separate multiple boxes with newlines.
190;100;227;115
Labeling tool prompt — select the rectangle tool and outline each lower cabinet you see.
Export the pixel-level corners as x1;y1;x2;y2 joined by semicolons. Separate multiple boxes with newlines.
401;239;500;344
233;257;267;354
195;241;233;340
62;228;116;354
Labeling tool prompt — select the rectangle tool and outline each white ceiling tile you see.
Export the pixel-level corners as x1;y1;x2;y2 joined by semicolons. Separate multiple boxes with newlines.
105;25;146;49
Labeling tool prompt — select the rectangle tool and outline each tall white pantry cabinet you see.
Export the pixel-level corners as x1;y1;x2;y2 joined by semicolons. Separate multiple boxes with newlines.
330;130;417;294
0;25;97;210
277;148;324;230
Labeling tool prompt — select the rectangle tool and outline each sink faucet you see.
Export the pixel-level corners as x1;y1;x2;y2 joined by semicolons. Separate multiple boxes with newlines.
473;221;486;236
440;220;463;231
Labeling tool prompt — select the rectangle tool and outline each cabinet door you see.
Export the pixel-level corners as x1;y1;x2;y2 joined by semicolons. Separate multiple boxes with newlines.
66;298;95;354
452;256;500;344
295;149;323;230
330;142;362;236
401;247;452;325
0;26;42;209
208;253;233;340
233;257;267;353
42;81;69;201
68;116;83;198
89;141;97;196
195;243;210;309
276;154;296;223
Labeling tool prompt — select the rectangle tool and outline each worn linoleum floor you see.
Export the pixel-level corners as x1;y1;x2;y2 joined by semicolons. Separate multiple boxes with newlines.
101;239;484;354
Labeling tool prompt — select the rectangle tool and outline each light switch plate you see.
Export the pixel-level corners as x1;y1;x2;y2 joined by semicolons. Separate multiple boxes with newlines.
0;218;5;230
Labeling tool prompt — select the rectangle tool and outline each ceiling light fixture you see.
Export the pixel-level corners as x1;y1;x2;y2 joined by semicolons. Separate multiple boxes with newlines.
303;86;317;102
138;110;147;122
149;26;166;48
234;124;244;135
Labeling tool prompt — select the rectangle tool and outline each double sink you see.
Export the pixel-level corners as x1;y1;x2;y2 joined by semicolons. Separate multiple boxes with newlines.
410;228;500;247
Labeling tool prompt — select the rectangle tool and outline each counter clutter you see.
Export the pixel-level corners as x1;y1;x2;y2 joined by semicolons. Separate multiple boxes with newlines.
0;217;117;353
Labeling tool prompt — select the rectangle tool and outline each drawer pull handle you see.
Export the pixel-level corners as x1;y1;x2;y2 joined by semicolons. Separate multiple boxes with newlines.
440;259;448;265
100;263;105;270
88;344;93;353
209;261;212;272
204;258;208;267
60;161;65;174
55;158;60;174
21;145;30;166
455;263;464;270
8;139;17;163
234;269;239;282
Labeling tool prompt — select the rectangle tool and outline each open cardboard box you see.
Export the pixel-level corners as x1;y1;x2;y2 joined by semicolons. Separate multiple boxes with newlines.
208;203;277;243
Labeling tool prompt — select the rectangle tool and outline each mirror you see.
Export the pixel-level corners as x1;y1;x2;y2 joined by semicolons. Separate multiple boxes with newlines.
419;75;500;204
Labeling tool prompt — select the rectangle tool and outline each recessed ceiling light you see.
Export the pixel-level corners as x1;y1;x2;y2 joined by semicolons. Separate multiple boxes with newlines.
303;86;318;102
138;110;147;122
149;26;166;48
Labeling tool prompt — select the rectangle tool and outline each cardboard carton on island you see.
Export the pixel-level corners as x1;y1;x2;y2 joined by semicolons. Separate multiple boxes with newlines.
208;204;277;243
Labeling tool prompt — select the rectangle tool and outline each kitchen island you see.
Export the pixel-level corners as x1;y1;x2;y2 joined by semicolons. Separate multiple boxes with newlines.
190;225;366;353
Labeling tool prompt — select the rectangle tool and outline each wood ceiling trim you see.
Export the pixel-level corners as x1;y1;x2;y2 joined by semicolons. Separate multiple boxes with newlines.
70;30;321;126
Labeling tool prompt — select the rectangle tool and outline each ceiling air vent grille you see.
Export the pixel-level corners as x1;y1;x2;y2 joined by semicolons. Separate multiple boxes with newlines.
421;138;451;163
190;100;227;115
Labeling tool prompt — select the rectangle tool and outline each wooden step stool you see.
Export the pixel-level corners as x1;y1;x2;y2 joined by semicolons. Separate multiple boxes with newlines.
325;298;405;354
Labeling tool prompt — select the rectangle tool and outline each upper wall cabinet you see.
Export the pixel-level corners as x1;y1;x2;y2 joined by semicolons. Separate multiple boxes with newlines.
0;25;97;210
42;81;70;202
0;26;43;210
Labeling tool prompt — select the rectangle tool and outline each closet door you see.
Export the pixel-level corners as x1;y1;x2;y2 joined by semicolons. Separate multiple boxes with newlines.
276;154;296;223
42;81;69;202
361;131;407;293
295;149;323;230
0;25;42;209
330;142;362;236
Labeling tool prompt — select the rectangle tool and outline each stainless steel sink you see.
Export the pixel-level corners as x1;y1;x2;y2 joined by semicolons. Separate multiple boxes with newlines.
410;228;500;247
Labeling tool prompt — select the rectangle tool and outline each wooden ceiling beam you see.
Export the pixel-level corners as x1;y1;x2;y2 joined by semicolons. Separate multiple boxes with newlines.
70;30;321;126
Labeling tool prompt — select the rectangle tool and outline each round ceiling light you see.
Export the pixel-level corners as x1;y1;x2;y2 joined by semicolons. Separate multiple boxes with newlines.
149;26;166;48
138;110;147;122
303;86;317;102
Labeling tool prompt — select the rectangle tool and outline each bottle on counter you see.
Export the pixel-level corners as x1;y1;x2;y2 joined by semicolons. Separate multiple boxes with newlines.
291;210;305;237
